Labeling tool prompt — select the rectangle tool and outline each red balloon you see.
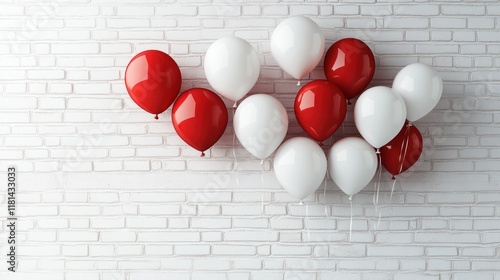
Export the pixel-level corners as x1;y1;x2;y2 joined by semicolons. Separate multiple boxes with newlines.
172;88;228;156
294;80;347;144
324;38;375;102
125;50;182;119
380;123;423;178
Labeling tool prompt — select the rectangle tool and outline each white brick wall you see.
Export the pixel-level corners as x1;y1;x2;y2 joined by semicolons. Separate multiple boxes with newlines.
0;0;499;279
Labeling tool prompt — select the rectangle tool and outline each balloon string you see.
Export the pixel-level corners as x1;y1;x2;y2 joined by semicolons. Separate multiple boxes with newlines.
373;150;382;230
349;195;353;242
323;176;328;216
342;121;345;138
232;106;238;171
305;202;310;241
373;149;381;205
261;189;265;213
390;176;398;204
398;123;412;175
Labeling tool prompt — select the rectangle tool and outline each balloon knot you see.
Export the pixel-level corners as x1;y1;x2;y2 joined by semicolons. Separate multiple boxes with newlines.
392;175;396;180
349;195;353;201
319;141;324;147
201;151;205;157
407;122;413;127
154;114;159;120
376;149;381;154
233;101;237;108
299;201;304;205
297;80;301;86
260;159;264;165
347;100;352;105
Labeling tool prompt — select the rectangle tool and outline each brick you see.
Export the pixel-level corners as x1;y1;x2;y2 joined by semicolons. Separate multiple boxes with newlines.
415;233;480;244
138;231;200;242
212;245;256;255
442;5;485;15
175;245;210;255
52;43;99;54
385;17;428;28
59;231;99;242
224;231;278;242
101;231;136;242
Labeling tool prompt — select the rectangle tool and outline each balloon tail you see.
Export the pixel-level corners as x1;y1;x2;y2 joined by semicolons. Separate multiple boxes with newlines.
154;114;159;120
398;125;411;175
297;80;301;86
260;159;264;165
347;100;352;105
349;195;353;242
319;141;324;147
390;176;398;204
392;175;396;180
233;101;238;108
373;152;382;230
201;151;205;157
375;212;381;230
306;203;310;241
342;121;345;138
323;176;328;216
232;106;238;171
261;190;265;213
299;200;304;206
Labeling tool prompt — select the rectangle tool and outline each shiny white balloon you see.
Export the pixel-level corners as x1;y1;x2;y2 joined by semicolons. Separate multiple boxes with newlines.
273;137;327;201
204;36;260;103
271;16;325;80
354;86;407;149
392;63;443;122
234;94;288;160
328;137;378;196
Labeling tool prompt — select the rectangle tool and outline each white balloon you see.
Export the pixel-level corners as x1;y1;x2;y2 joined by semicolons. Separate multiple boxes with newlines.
354;86;407;149
392;63;443;122
234;94;288;160
273;137;327;201
204;36;260;103
271;16;325;80
328;137;378;196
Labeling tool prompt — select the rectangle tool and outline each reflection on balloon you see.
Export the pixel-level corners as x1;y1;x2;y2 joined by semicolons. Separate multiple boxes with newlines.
204;36;260;103
271;16;325;81
125;50;182;119
273;137;327;201
172;88;228;156
354;86;407;149
234;94;288;160
380;123;423;178
392;63;443;122
294;80;347;144
324;38;375;102
328;137;378;196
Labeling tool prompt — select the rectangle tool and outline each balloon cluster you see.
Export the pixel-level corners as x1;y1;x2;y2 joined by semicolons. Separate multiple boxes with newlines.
124;16;443;201
269;17;442;201
124;35;261;157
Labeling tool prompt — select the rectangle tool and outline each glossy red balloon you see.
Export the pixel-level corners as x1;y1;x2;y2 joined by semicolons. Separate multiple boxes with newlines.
380;123;423;178
294;80;347;144
125;50;182;119
324;38;375;102
172;88;228;156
